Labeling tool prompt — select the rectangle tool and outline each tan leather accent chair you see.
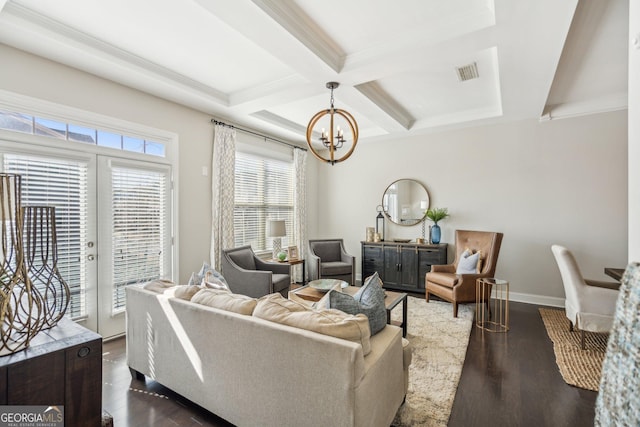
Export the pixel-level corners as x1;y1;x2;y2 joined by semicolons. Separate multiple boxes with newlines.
426;230;504;317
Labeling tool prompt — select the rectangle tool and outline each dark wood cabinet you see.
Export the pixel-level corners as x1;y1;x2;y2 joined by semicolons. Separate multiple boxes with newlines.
362;241;447;293
0;318;102;426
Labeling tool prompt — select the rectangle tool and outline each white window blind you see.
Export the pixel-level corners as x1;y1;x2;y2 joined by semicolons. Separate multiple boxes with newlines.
234;151;294;252
111;166;168;313
3;154;88;320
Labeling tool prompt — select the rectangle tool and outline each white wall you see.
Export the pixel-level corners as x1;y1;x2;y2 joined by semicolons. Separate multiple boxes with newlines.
629;0;640;262
0;43;214;283
0;42;629;305
312;112;628;305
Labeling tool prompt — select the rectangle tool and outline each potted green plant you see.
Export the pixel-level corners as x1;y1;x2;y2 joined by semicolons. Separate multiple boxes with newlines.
425;207;449;244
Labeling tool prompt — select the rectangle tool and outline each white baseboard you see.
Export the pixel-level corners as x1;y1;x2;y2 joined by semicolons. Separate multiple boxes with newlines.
504;291;564;308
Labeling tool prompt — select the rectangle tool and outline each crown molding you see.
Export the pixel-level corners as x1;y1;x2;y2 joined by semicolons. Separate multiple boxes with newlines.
2;2;229;105
540;92;628;121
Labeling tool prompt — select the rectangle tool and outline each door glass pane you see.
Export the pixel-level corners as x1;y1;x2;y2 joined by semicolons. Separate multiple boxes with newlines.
3;154;88;320
111;166;168;313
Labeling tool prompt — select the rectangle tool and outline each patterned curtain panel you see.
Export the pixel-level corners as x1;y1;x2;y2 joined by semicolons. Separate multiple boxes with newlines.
210;125;236;269
293;148;307;282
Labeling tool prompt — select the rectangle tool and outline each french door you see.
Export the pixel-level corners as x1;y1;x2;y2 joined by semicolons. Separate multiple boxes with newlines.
0;141;172;338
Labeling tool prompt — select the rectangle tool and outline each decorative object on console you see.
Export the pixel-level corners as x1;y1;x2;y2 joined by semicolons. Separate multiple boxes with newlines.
365;227;375;242
0;174;71;356
426;207;449;245
376;205;385;241
305;82;358;165
420;200;429;241
382;179;430;226
23;205;70;329
266;219;286;259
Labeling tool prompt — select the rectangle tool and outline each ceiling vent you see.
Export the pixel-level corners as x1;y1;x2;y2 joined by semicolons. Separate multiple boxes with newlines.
456;62;479;82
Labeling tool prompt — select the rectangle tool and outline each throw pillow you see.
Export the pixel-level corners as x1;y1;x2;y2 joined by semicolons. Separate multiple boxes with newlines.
188;262;229;289
168;285;202;301
253;293;371;355
201;270;230;291
324;272;387;335
456;250;481;274
191;288;257;315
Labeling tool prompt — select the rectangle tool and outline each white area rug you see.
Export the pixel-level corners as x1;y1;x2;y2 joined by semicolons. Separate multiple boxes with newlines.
392;297;474;427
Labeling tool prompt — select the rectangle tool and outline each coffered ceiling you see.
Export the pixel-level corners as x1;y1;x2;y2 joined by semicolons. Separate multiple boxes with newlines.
0;0;629;145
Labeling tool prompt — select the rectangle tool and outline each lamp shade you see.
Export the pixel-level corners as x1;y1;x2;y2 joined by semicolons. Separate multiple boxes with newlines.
266;220;286;238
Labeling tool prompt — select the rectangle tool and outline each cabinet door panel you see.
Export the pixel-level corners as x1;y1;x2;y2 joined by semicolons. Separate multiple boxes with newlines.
383;247;400;285
362;245;384;279
400;248;418;289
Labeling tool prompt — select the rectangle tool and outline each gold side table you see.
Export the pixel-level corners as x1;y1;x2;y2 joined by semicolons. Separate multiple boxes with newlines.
476;278;509;332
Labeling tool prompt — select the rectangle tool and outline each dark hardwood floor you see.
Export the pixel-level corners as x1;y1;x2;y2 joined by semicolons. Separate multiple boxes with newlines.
102;300;596;426
448;301;596;427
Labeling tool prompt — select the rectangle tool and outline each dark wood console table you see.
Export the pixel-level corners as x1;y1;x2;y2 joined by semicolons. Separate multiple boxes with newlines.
0;318;102;426
361;241;447;293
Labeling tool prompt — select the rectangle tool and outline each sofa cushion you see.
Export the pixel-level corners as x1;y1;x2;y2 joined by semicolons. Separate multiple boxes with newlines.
324;272;387;335
320;261;353;276
312;241;342;262
142;279;175;293
253;293;371;355
192;289;257;315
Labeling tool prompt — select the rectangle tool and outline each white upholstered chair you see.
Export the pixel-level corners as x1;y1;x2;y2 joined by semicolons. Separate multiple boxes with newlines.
551;245;619;349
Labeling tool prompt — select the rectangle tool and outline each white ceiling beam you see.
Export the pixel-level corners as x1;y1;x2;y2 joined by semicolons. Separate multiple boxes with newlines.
354;81;414;130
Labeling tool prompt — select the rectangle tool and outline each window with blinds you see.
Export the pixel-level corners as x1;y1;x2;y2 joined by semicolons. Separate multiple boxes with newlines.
3;154;88;320
234;151;294;252
110;167;168;313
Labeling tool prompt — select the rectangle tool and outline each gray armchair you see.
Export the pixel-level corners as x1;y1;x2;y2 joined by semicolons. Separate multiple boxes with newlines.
221;245;290;298
307;239;355;285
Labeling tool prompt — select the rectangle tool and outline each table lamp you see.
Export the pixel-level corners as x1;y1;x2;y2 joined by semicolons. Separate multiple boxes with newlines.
266;220;286;259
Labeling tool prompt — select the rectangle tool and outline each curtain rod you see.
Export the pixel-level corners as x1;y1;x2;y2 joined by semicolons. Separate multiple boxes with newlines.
210;119;307;151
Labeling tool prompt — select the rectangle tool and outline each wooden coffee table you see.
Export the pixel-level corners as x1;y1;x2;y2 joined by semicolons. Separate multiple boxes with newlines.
290;285;408;337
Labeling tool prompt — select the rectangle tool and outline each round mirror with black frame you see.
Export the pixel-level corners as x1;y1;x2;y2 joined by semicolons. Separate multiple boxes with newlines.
382;179;430;226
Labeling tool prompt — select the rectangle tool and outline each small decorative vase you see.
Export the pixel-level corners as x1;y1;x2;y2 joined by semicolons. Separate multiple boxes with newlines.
431;223;441;244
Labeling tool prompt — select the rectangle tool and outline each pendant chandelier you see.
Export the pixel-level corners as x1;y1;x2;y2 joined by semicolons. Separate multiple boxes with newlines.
305;82;359;165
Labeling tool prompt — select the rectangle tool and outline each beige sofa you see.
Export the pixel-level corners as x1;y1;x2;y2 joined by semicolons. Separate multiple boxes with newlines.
126;285;410;427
